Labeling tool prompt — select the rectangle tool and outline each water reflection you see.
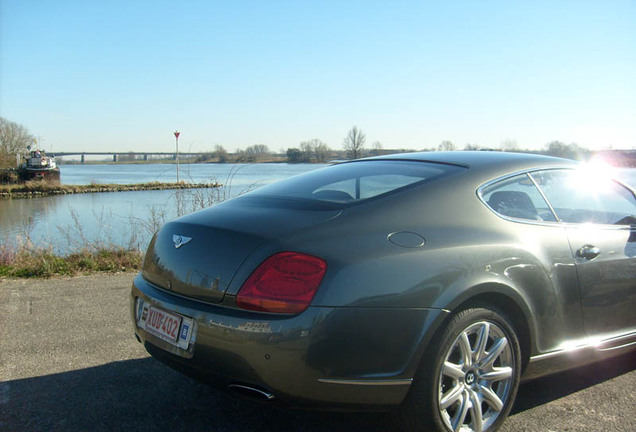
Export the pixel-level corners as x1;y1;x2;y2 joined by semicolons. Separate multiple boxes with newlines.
1;190;201;253
1;163;326;254
0;196;61;243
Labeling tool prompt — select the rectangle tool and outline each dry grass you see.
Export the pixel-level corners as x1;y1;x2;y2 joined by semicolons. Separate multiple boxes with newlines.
0;245;143;278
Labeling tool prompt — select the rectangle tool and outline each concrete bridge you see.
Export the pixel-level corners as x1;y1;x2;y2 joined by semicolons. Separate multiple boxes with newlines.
53;151;206;163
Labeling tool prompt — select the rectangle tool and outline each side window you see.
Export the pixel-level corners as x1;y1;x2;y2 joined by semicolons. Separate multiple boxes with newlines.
314;174;429;202
531;169;636;225
481;174;557;222
313;179;356;202
360;174;424;199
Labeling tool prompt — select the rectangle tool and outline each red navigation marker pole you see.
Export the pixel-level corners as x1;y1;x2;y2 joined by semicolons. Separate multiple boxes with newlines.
174;131;180;182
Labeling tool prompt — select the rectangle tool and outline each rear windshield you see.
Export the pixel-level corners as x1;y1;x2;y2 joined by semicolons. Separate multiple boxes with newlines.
244;160;464;205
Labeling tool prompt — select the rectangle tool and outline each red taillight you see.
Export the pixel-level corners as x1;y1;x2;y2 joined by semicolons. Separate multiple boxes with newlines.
236;252;327;314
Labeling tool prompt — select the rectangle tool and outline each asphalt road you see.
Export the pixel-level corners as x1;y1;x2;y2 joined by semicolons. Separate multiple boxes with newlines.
1;273;634;431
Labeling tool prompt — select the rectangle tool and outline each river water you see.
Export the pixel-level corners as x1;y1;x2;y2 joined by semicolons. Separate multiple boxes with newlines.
1;163;635;255
0;163;327;254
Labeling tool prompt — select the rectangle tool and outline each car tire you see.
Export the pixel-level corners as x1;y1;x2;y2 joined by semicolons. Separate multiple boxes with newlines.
397;306;522;432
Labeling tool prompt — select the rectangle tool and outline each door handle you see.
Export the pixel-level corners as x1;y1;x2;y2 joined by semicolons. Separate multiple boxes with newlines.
576;244;601;260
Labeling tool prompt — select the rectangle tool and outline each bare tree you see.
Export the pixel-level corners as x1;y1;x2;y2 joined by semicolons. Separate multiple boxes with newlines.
370;141;383;156
299;138;331;163
313;140;331;162
0;117;34;168
286;147;303;163
239;144;270;162
300;140;314;162
544;141;589;160
500;139;519;152
438;140;456;151
343;126;366;159
214;144;229;163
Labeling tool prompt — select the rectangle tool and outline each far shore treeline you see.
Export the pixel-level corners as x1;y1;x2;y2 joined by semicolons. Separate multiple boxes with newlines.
2;117;635;174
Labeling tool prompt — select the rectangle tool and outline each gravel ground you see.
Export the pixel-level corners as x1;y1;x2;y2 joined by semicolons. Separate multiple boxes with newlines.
1;273;634;431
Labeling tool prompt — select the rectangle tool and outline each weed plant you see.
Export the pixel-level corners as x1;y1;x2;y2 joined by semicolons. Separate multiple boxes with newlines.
0;245;143;278
0;218;143;278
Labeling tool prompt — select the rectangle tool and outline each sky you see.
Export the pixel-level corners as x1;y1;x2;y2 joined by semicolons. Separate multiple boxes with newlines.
1;0;635;154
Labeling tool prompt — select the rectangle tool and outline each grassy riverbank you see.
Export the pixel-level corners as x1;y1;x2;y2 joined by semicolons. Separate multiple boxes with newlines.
0;172;237;278
0;180;221;199
0;183;225;278
0;246;143;278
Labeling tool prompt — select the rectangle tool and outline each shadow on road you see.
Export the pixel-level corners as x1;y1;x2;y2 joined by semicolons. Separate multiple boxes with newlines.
1;352;634;431
0;357;386;432
511;351;636;415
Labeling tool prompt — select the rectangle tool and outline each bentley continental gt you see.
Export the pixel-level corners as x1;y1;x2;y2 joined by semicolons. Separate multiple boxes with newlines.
131;151;636;432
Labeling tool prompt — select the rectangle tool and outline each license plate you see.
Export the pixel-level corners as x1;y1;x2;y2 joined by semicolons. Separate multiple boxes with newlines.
137;300;194;349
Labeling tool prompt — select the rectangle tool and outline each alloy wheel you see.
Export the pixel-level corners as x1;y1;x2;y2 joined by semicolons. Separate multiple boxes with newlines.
437;321;515;432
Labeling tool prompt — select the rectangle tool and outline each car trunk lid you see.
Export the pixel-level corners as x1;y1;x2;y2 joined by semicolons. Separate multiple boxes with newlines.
142;197;342;304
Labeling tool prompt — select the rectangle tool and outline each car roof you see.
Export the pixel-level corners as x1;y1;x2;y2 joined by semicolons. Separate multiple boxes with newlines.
364;151;577;179
369;150;571;167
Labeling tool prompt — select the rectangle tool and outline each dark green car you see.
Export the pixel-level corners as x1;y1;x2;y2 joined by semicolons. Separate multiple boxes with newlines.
131;151;636;432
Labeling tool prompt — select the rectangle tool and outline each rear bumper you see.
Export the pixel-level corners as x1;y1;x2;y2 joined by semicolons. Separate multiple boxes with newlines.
131;273;448;409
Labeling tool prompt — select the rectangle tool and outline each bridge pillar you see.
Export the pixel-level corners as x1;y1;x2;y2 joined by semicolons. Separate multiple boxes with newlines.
81;154;85;164
113;154;118;162
144;154;148;161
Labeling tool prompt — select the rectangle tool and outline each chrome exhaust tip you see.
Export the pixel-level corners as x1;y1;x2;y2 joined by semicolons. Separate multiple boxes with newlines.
228;383;277;401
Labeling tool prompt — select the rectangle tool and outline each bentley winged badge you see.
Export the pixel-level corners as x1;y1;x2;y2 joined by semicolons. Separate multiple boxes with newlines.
172;234;192;249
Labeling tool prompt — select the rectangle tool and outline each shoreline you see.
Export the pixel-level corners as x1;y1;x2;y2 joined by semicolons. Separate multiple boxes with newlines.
0;181;222;199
